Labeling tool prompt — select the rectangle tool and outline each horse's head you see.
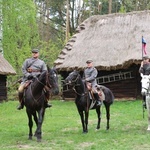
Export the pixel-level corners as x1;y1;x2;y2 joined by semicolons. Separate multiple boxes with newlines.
64;70;79;87
141;74;150;96
47;66;59;95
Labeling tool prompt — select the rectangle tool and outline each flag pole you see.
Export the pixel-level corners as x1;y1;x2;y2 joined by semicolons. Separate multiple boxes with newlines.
142;36;143;59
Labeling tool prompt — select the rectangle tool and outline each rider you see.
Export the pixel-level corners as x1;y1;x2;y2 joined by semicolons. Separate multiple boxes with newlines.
17;48;52;110
139;55;150;109
83;59;101;106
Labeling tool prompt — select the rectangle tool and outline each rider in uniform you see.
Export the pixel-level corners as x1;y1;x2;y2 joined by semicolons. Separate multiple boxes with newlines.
139;55;150;109
17;48;52;110
83;59;101;106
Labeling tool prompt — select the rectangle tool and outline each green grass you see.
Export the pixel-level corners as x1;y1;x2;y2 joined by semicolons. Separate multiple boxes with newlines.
0;100;150;150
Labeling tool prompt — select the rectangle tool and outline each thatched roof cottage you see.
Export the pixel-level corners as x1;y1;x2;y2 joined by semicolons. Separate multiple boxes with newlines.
54;11;150;100
0;54;16;101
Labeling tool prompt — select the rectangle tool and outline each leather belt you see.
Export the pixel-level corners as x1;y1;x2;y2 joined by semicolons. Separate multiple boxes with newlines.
27;68;41;73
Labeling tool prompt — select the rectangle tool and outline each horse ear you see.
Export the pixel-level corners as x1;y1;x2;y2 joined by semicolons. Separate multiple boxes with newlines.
51;66;58;74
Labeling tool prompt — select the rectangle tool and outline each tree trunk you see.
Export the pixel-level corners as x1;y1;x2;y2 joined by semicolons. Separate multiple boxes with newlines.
108;0;112;14
66;0;69;42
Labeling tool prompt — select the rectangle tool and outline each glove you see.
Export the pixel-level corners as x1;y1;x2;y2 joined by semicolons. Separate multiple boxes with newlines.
27;74;33;80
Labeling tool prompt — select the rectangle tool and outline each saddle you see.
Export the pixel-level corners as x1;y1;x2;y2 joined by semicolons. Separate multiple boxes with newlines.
86;82;105;101
24;80;50;100
96;86;105;101
24;80;32;89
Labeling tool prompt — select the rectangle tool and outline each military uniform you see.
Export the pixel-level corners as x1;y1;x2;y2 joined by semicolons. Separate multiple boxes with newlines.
84;59;101;106
139;63;150;75
17;49;51;110
84;67;98;91
18;57;47;93
22;58;47;82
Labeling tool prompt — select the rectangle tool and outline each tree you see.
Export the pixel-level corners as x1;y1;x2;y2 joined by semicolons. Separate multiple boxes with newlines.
2;0;39;73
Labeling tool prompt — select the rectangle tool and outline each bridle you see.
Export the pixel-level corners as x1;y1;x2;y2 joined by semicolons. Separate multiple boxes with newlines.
29;71;53;101
68;74;80;84
45;71;52;91
66;73;86;96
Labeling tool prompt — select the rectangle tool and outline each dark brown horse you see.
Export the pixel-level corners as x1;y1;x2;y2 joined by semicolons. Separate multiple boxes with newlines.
24;67;59;142
64;70;114;133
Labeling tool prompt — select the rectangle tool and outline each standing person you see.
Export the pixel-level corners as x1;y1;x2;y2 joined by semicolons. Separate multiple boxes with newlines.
139;55;150;109
17;48;52;110
83;59;101;106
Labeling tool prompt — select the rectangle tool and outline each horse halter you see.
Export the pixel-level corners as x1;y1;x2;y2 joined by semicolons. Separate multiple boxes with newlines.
66;73;80;86
35;71;52;91
46;71;52;89
66;73;86;96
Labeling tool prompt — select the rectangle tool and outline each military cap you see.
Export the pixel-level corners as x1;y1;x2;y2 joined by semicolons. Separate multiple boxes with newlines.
86;59;93;63
143;55;149;60
32;49;39;53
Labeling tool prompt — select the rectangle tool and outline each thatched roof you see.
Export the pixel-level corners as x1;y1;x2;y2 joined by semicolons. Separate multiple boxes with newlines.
0;54;16;75
54;10;150;71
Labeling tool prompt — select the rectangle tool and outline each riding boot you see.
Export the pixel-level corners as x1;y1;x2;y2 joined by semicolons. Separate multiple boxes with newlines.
17;92;24;110
143;95;147;109
93;93;102;106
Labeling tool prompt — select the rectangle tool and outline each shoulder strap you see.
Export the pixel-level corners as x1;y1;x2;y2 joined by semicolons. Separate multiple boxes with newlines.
27;59;38;68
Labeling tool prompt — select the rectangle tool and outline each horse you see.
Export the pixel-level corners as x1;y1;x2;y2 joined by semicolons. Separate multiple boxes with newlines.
23;67;59;142
141;74;150;131
64;70;114;133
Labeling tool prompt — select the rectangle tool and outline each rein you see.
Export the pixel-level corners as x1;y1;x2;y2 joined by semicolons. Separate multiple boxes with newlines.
29;71;52;101
72;87;87;96
29;83;44;102
68;74;87;96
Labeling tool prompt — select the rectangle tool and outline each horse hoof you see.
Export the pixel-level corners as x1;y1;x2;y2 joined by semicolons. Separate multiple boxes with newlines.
28;137;32;140
37;138;41;142
82;131;88;134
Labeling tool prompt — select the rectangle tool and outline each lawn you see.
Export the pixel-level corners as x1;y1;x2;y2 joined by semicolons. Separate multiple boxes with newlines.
0;100;150;150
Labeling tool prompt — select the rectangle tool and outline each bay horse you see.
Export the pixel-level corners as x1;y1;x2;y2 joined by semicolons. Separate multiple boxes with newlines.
23;67;59;142
141;74;150;130
64;70;114;133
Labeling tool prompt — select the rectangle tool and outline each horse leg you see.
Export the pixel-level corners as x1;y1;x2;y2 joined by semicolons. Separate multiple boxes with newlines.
84;110;89;133
32;112;38;137
105;104;110;130
26;109;33;140
96;107;101;130
36;108;45;142
146;97;150;130
78;110;86;133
